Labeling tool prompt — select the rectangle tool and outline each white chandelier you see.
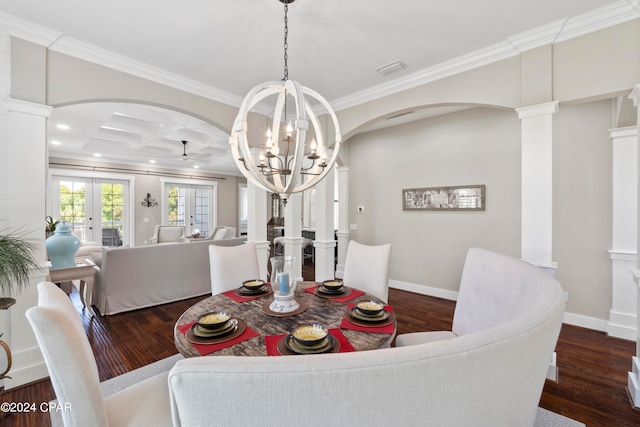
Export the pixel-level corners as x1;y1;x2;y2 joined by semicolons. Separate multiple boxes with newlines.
230;0;341;203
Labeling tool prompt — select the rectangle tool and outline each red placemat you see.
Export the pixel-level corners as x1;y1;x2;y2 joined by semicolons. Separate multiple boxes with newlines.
304;286;365;303
223;285;273;303
265;328;355;356
340;303;396;334
177;321;259;356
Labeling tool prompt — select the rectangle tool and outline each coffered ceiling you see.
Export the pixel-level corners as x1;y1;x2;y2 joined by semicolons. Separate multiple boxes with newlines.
1;0;637;174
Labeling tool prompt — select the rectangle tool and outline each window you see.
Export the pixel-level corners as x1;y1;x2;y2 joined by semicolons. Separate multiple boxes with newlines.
162;179;217;238
50;172;131;246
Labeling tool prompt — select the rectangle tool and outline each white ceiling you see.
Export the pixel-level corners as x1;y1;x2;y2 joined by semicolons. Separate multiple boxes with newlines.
1;0;636;174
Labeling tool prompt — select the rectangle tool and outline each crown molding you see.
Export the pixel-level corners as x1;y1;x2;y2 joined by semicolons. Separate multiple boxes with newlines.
0;11;242;108
555;0;640;43
49;36;243;107
507;19;567;53
0;11;61;46
331;40;520;111
1;2;638;113
332;1;639;112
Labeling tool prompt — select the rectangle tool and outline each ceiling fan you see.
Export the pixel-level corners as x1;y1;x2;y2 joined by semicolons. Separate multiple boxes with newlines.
179;140;201;165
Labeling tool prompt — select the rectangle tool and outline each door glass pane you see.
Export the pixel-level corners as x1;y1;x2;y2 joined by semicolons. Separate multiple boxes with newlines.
167;186;186;226
59;180;87;238
101;183;124;247
193;187;210;238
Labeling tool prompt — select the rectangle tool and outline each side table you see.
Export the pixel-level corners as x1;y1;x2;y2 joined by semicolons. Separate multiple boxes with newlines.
47;258;97;317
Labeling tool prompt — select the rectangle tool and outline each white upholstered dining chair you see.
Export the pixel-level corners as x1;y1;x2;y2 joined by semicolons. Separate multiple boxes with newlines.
395;247;562;347
25;282;172;427
342;240;392;303
209;241;260;295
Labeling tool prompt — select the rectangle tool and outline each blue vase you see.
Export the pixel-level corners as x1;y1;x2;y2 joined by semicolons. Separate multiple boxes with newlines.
46;220;80;269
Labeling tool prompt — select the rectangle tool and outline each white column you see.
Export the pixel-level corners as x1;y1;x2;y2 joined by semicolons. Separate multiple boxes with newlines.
0;32;10;232
0;32;10;392
313;167;336;281
335;166;350;278
1;97;52;390
246;183;270;281
516;101;559;273
283;193;303;282
608;127;637;341
627;84;640;408
516;101;559;382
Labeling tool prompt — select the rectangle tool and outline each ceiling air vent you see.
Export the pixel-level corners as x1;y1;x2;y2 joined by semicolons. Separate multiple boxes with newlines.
376;60;407;75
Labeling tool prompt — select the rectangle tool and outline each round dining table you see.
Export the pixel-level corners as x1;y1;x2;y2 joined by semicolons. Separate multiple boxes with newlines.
174;281;396;357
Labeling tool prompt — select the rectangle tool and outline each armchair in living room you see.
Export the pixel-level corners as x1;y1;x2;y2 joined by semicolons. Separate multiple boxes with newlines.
149;225;188;244
207;226;236;241
71;228;103;259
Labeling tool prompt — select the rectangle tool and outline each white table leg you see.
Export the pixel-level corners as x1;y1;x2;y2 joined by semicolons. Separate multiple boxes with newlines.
79;279;87;307
79;277;96;317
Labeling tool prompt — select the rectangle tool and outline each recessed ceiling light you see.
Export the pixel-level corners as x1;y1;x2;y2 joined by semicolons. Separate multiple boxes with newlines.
149;159;156;164
56;124;70;130
93;153;102;157
50;140;62;145
193;165;200;169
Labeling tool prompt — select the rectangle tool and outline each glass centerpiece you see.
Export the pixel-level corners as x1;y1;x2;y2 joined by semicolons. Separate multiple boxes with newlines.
268;255;299;313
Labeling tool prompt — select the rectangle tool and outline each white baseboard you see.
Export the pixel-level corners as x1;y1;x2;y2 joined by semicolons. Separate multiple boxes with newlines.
4;346;48;390
563;312;608;333
390;280;614;336
547;352;557;381
389;279;459;301
608;310;637;341
629;356;640;408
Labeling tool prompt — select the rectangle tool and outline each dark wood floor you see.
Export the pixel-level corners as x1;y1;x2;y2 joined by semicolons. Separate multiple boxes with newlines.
2;262;640;426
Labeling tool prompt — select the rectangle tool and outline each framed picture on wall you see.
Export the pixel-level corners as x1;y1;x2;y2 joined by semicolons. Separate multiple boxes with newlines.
402;185;485;211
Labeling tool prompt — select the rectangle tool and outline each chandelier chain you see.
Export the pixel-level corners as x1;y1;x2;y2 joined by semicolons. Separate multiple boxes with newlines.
283;3;289;81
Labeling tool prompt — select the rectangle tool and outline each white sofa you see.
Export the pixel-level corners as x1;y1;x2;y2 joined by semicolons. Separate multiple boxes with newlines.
167;248;565;427
93;237;246;315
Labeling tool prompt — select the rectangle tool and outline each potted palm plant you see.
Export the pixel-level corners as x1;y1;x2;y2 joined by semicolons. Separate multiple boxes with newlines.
0;227;41;310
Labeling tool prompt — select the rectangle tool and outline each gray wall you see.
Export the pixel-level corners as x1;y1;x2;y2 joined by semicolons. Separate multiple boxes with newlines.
346;107;521;292
134;173;242;246
346;99;616;321
553;100;613;320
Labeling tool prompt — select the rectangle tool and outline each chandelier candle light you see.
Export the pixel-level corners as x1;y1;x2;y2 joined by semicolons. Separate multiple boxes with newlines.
230;0;342;204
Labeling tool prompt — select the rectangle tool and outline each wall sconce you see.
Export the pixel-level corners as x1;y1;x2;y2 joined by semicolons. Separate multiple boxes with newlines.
141;193;158;208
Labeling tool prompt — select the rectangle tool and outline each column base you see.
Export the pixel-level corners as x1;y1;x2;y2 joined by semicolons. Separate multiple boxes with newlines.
546;352;557;382
628;356;640;408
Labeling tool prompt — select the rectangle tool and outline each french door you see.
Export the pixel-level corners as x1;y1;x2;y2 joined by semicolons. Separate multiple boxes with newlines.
50;176;131;247
162;179;217;238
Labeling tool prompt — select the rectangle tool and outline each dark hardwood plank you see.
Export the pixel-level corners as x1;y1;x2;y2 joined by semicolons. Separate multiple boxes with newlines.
2;261;640;426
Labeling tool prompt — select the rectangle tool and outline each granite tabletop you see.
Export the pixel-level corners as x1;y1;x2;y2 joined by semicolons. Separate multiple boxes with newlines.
174;281;396;357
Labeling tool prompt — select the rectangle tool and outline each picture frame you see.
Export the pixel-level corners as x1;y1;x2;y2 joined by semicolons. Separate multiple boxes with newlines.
402;185;485;211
